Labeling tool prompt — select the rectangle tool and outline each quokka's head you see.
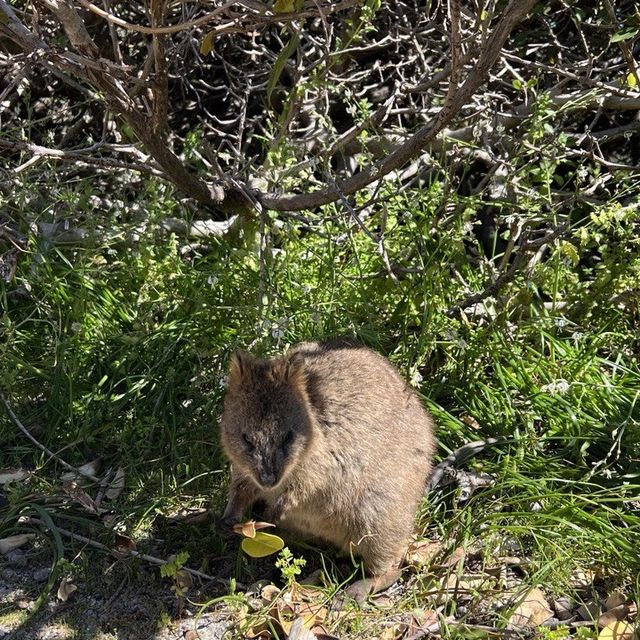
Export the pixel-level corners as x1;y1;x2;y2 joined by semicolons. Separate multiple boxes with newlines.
220;350;315;489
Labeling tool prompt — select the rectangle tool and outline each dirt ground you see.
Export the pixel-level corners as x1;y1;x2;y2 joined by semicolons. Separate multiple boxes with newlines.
0;547;235;640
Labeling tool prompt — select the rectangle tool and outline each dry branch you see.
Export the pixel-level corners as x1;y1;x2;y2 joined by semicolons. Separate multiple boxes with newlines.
1;0;538;216
259;0;538;211
0;391;101;483
23;517;238;588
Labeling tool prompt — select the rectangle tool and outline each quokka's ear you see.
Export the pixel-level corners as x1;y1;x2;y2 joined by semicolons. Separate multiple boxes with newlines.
228;350;255;388
270;351;306;387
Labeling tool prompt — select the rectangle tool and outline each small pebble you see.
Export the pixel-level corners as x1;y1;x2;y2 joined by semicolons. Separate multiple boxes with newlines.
33;567;50;582
554;596;575;620
0;569;17;583
5;550;27;568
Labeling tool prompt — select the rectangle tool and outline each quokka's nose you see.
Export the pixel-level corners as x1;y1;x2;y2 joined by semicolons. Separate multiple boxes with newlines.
259;471;277;487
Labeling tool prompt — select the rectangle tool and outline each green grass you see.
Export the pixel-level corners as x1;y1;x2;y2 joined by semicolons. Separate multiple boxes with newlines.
1;171;639;637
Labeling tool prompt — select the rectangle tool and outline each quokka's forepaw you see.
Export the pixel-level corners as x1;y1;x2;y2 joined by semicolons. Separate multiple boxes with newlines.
215;516;238;537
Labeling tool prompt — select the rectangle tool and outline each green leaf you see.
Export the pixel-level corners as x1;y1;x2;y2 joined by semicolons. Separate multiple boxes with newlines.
273;0;295;13
160;550;190;577
626;72;637;88
559;241;580;267
200;31;215;56
266;32;300;105
241;531;285;558
610;27;638;43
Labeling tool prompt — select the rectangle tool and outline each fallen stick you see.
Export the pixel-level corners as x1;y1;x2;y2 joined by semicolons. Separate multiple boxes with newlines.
24;516;241;589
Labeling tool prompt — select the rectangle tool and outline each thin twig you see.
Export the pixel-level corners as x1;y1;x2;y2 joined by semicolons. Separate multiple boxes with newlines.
24;517;238;589
446;224;570;318
0;391;101;483
259;0;538;211
76;0;356;35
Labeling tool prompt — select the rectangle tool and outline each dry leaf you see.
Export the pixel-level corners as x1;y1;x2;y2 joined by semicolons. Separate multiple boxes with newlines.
379;625;403;640
442;546;466;568
0;533;36;554
233;520;275;538
261;583;281;604
62;479;99;514
288;617;315;640
570;568;597;588
61;459;101;482
0;468;30;484
310;625;340;640
289;582;325;602
114;533;136;553
292;602;327;627
175;568;194;592
598;621;635;640
16;598;34;610
406;539;442;567
166;508;210;525
243;613;271;640
456;572;496;592
57;577;77;602
406;609;439;636
508;587;554;628
553;596;575;620
598;605;630;629
275;599;326;635
461;415;481;429
105;467;125;500
200;30;214;56
605;593;627;611
578;600;602;621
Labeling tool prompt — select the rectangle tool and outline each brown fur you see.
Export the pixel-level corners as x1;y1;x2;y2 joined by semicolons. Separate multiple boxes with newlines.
219;339;436;599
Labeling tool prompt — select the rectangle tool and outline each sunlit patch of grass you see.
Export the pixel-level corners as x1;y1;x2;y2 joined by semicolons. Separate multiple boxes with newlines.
1;174;639;637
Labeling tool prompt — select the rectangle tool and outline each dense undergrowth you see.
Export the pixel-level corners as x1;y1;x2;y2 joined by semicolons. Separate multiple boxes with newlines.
1;155;639;637
0;82;640;637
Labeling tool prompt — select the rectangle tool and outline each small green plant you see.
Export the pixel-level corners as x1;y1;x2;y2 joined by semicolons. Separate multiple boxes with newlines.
160;551;192;600
275;547;307;585
537;625;571;640
574;627;598;640
159;550;190;580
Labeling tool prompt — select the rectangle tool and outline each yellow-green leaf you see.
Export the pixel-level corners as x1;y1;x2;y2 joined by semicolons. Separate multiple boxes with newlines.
241;531;285;558
273;0;295;13
559;240;580;266
200;31;214;56
625;72;637;88
598;621;635;640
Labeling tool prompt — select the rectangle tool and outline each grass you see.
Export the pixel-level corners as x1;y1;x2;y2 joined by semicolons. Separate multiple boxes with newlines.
1;169;639;638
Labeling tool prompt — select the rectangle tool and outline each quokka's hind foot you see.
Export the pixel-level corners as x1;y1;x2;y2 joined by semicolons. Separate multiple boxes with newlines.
330;566;402;610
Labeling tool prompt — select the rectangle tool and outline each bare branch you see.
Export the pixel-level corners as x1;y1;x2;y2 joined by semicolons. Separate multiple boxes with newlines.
0;139;163;176
0;391;101;483
150;0;169;134
259;0;538;212
23;517;238;588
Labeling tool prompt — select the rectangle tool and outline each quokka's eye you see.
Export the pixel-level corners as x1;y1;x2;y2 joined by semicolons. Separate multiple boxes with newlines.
283;430;294;450
242;433;254;451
